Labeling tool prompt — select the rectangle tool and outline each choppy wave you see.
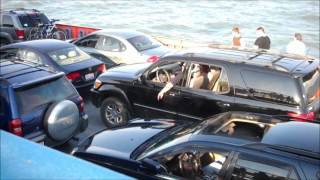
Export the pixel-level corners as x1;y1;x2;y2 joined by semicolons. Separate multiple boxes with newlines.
2;0;319;57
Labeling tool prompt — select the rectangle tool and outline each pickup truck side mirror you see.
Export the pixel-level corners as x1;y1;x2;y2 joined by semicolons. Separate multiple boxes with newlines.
138;74;146;84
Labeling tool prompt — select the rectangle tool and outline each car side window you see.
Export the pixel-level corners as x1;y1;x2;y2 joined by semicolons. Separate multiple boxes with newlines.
96;36;126;52
240;70;300;105
231;154;299;180
146;61;186;86
17;49;43;64
75;35;99;48
1;15;14;27
148;144;231;179
185;63;230;94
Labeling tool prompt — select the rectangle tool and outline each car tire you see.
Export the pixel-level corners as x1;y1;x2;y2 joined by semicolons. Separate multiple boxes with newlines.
100;97;129;128
44;100;80;146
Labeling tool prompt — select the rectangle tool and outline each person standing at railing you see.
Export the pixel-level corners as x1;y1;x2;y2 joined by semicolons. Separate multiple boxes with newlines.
286;33;306;56
253;27;271;50
231;26;246;47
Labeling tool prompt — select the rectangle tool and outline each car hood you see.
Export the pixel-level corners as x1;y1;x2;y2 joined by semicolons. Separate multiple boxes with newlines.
80;119;177;159
141;46;171;57
99;63;151;81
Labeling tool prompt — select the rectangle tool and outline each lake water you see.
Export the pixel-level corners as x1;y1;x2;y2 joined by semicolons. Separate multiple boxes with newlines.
2;0;320;57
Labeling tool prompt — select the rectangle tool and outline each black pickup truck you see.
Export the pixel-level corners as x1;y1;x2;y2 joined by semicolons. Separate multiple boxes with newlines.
0;8;50;46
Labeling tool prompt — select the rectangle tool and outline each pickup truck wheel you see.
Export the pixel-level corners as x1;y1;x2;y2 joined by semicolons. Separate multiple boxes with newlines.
100;97;129;128
0;38;9;46
44;100;80;144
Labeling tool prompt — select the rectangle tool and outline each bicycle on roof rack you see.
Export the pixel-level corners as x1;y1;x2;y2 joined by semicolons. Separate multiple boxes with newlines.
27;19;66;41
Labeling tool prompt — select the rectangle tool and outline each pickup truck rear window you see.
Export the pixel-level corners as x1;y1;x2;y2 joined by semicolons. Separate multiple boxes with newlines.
18;14;49;27
15;77;76;115
303;69;320;104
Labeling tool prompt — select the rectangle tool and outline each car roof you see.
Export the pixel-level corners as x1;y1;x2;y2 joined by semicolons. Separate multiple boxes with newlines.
261;121;320;154
164;47;319;76
93;29;147;39
1;130;132;180
0;59;63;88
2;39;74;53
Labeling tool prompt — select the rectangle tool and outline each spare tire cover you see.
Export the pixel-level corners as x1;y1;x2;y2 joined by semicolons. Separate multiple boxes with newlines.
44;100;80;141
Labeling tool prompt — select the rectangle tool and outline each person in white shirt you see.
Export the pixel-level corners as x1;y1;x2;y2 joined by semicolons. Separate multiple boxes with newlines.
286;33;306;56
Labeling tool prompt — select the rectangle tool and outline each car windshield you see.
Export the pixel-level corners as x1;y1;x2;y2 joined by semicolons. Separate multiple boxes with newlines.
137;124;199;160
303;69;320;104
15;77;76;115
48;47;90;65
18;13;49;27
127;35;160;52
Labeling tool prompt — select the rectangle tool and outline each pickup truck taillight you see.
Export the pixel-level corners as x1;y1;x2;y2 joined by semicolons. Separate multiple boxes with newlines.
9;118;23;136
287;112;315;121
15;29;25;40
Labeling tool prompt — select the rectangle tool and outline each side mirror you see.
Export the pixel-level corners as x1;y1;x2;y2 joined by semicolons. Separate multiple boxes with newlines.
141;158;161;174
138;75;146;84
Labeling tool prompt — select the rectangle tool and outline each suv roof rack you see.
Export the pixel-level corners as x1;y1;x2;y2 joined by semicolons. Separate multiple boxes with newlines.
208;44;317;61
0;58;56;79
188;44;318;73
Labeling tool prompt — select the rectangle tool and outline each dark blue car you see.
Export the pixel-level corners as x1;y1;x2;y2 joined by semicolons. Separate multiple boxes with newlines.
0;58;88;146
0;39;105;88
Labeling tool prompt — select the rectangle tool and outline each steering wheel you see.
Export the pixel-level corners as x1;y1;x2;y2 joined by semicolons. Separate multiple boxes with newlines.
178;152;201;177
156;69;170;83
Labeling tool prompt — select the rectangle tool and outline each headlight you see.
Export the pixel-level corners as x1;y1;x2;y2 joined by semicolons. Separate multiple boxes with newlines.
94;79;102;89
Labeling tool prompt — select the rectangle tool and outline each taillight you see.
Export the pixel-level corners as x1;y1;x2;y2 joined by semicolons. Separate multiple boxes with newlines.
287;112;315;121
79;96;84;113
15;29;25;40
66;72;81;81
9;119;23;136
97;64;106;73
147;55;159;63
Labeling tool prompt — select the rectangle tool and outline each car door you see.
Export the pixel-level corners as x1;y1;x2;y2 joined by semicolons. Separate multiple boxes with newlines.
127;59;188;119
226;151;302;180
177;61;235;121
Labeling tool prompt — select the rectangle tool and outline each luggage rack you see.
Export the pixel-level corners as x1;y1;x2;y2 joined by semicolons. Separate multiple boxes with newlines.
188;45;318;73
0;58;56;79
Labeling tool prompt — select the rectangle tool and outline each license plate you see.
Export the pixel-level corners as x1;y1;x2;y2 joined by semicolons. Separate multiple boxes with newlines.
85;73;94;81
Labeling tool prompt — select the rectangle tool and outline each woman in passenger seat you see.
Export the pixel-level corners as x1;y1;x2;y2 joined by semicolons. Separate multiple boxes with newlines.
189;65;209;89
